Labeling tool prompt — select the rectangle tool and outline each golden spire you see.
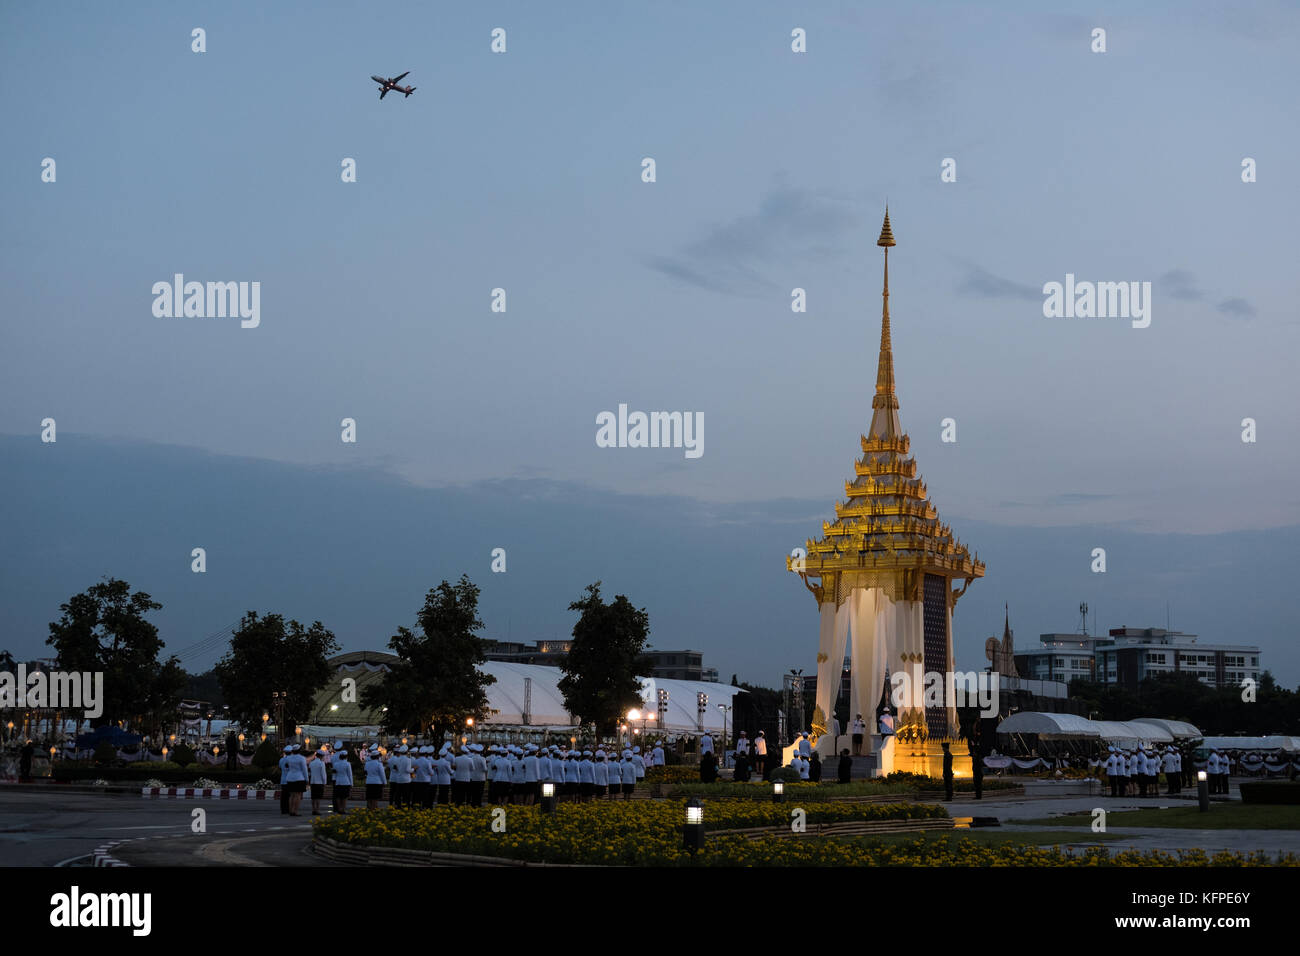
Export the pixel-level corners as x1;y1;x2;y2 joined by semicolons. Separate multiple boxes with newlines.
870;208;900;438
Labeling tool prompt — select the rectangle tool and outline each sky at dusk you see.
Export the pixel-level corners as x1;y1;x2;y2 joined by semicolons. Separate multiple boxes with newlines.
2;1;1297;686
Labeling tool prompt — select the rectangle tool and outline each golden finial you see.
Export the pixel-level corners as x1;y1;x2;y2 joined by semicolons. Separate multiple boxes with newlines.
877;207;896;247
872;206;898;420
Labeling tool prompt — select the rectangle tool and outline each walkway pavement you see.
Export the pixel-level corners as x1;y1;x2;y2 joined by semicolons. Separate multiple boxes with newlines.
950;787;1300;856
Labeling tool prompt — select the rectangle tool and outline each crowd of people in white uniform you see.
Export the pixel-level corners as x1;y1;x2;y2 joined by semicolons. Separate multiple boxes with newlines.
278;739;673;816
1100;745;1238;797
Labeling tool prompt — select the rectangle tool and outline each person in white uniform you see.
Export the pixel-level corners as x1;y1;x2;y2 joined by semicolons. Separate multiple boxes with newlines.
620;749;637;799
452;746;473;806
363;747;387;810
523;745;540;804
331;746;353;815
433;746;452;806
282;744;309;817
308;747;329;816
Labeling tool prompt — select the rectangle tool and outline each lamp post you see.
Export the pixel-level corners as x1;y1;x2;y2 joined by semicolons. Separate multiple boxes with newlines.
271;692;287;747
540;781;557;813
657;688;669;731
717;704;731;767
683;798;704;855
1197;770;1209;812
772;780;785;803
696;692;708;734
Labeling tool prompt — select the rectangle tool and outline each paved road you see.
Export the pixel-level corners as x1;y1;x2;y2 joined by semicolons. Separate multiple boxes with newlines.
4;786;1295;866
952;791;1300;856
0;788;324;866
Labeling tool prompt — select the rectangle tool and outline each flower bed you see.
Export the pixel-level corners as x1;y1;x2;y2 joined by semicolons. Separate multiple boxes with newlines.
314;801;944;866
312;801;1297;866
643;766;702;785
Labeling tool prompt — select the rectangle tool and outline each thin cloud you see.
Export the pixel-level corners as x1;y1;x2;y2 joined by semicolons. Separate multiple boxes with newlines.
1217;297;1257;319
648;183;858;297
957;265;1040;301
1160;270;1203;301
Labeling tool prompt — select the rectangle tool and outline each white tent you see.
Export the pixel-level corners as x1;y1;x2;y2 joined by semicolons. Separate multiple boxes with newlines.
634;676;743;734
996;713;1180;746
1133;718;1202;739
995;712;1101;738
315;652;746;735
478;661;577;726
1123;720;1175;743
1199;735;1299;752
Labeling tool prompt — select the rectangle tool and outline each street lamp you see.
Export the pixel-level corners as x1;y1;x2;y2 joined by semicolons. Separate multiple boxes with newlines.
540;781;557;813
696;692;708;734
271;691;287;746
773;780;785;803
683;798;705;854
717;704;732;767
1198;770;1209;812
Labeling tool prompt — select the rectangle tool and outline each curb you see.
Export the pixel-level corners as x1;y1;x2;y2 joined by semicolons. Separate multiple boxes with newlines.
90;841;130;867
141;788;280;799
311;835;577;867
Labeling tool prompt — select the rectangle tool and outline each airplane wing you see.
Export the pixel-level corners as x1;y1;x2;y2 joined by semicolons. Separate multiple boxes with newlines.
379;87;388;99
371;75;386;84
392;71;409;83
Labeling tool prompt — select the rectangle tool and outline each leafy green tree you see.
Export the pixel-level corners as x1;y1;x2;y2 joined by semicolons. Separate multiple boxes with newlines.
213;612;339;741
362;575;496;743
46;579;186;730
181;669;226;709
558;582;652;737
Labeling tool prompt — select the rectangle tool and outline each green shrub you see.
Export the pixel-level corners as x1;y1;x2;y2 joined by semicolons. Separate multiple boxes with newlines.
171;743;196;766
1239;782;1300;805
770;766;801;783
92;741;117;765
251;738;280;769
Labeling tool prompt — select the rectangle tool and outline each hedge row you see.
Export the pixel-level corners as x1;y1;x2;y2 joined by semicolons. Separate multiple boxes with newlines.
53;763;276;784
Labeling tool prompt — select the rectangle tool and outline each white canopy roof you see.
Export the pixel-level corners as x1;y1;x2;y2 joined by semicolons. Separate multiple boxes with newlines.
995;712;1100;738
318;652;745;733
996;712;1190;745
1133;718;1202;739
476;662;744;732
1200;735;1300;753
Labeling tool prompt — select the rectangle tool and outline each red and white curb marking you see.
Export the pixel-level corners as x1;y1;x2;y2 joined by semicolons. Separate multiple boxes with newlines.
91;841;129;867
141;788;279;799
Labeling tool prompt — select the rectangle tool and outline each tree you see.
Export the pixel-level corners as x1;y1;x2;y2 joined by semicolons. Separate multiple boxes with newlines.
558;582;652;737
362;575;496;743
214;612;339;740
46;579;186;731
181;669;225;708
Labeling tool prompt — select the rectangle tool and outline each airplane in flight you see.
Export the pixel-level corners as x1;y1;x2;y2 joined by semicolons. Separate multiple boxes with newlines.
371;71;416;99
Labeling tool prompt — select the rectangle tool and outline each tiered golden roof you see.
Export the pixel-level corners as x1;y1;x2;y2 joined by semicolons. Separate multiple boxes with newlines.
788;211;984;600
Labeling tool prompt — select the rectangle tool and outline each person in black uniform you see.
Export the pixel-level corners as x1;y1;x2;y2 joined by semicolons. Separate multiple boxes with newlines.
809;751;822;782
942;742;954;801
699;750;717;783
19;740;34;783
837;748;852;784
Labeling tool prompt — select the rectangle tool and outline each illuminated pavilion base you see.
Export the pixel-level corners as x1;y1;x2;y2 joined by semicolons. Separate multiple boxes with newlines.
878;735;970;779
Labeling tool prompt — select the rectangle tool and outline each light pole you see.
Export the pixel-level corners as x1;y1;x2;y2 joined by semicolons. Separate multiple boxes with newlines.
271;692;287;746
696;692;708;734
717;704;731;767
